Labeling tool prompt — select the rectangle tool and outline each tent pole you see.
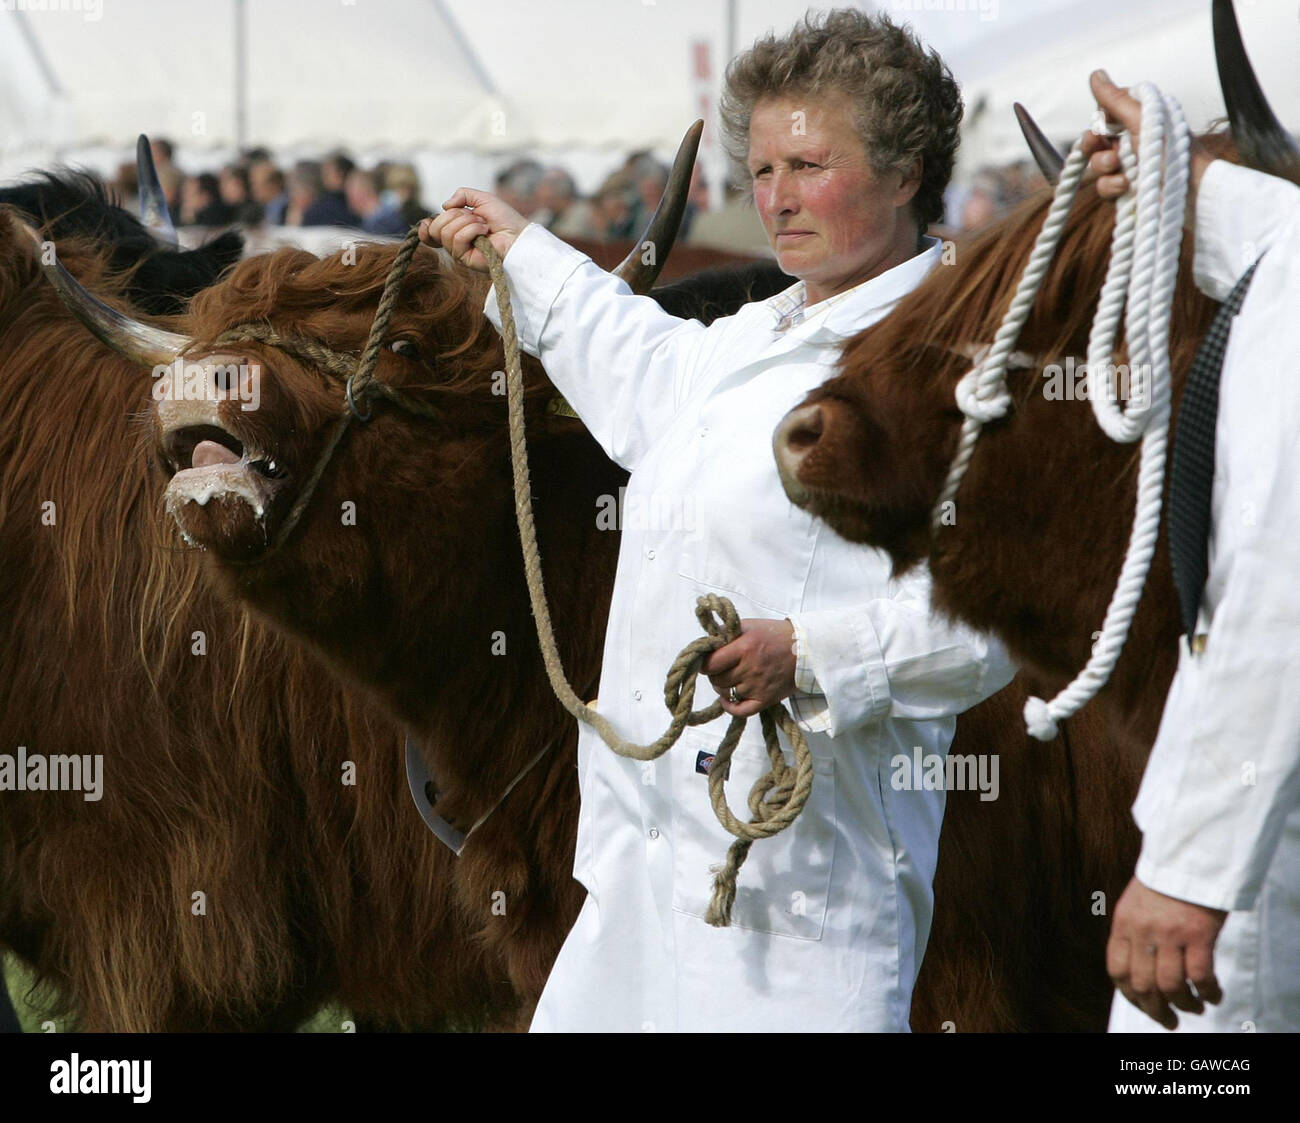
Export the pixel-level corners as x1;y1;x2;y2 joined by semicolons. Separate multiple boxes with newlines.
429;0;499;95
234;0;248;152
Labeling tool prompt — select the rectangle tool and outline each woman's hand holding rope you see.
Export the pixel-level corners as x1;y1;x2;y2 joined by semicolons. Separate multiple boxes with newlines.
418;188;528;270
705;618;798;719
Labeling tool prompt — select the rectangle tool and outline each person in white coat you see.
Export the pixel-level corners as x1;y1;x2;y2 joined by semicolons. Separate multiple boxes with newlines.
422;10;1015;1032
1087;69;1300;1033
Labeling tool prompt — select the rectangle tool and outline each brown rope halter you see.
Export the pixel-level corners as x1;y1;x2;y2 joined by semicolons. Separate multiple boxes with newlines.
206;226;814;926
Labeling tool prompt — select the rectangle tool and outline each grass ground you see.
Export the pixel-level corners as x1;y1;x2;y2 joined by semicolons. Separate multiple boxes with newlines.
3;953;350;1033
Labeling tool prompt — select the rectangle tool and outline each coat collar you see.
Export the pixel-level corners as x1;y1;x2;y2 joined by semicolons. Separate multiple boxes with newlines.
762;236;943;343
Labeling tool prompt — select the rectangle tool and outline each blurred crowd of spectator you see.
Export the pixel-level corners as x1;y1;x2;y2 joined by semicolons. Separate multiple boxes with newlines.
109;139;727;245
492;151;710;243
108;137;1044;247
948;160;1044;234
112;139;429;236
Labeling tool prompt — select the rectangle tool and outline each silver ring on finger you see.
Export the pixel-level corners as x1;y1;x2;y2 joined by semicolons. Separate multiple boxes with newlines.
728;686;741;704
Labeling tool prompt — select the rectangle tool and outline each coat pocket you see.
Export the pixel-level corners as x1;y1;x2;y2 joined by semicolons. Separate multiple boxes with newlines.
675;534;792;617
670;728;836;940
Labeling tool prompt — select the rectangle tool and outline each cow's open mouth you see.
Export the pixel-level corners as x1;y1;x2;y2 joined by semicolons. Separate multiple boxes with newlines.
163;424;288;482
159;416;293;558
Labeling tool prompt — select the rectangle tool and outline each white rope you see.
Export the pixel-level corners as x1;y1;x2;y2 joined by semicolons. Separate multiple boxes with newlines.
930;84;1190;741
931;141;1091;532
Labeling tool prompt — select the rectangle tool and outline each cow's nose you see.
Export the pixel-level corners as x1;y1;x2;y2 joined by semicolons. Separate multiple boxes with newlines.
773;402;823;505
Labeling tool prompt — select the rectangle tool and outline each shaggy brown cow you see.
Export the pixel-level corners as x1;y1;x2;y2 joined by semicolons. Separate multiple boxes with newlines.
773;6;1287;881
35;192;1163;1026
0;168;243;1032
0;208;529;1031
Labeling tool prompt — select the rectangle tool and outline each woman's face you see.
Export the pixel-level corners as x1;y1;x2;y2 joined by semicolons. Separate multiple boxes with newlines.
747;94;920;304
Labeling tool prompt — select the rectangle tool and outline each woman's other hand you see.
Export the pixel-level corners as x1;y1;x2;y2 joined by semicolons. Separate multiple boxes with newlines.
704;619;797;719
418;188;529;272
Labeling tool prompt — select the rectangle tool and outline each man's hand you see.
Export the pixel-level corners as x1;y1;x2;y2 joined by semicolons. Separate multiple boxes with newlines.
1081;70;1144;199
1082;69;1215;203
418;187;529;272
703;619;797;719
1106;876;1228;1030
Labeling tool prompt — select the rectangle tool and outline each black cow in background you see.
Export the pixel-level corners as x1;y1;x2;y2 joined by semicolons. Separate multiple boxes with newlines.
0;171;243;317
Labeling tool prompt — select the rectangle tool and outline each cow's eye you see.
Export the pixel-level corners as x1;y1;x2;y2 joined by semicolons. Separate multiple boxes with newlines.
390;339;421;361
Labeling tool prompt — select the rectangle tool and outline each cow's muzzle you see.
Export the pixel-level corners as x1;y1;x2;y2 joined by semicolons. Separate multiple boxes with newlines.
773;402;824;507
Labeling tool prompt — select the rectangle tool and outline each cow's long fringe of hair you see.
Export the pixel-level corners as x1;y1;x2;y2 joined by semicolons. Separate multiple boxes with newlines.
0;218;507;1030
183;242;556;403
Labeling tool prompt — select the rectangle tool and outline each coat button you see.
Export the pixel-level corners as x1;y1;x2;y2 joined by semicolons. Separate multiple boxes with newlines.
633;689;643;701
648;828;660;840
646;548;655;560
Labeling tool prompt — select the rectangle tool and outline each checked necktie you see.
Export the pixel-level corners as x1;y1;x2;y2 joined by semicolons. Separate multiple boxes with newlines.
1167;258;1261;651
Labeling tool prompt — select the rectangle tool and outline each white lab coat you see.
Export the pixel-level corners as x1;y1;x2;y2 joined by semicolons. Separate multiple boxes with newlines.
1109;160;1300;1033
484;223;1015;1032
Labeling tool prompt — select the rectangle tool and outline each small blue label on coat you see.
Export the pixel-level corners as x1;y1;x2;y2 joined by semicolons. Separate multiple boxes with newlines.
695;751;715;776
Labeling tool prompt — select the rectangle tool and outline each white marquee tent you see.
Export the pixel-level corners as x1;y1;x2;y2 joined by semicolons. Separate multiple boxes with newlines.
0;0;831;197
2;0;1297;199
948;0;1300;177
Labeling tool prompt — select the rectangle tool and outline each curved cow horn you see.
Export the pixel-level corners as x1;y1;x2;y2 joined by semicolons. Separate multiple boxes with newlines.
1014;103;1065;185
22;223;190;365
1213;0;1300;182
136;134;179;245
613;119;703;295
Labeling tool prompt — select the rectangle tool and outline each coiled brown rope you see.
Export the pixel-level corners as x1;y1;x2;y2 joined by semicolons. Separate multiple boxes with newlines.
477;231;815;926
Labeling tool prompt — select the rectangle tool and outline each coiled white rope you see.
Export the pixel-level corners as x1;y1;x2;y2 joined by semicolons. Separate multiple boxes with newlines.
931;83;1190;741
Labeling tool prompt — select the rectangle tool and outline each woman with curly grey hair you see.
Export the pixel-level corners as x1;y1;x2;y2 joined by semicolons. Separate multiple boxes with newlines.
421;8;1013;1031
